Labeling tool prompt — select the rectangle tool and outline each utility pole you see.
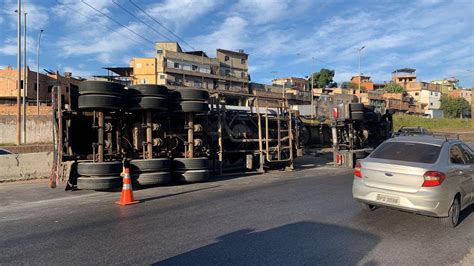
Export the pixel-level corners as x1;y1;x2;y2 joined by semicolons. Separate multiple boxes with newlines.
22;11;27;144
467;70;474;128
36;29;44;115
311;56;315;119
16;0;22;146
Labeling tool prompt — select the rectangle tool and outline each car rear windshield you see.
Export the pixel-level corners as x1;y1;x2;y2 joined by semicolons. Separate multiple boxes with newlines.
370;141;441;164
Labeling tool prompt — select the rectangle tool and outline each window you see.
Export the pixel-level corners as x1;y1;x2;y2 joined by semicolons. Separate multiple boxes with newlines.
66;86;69;93
174;62;180;68
159;74;165;79
370;142;441;164
460;144;474;164
34;83;38;91
430;102;433;106
241;58;246;64
450;145;466;164
225;83;230;90
225;69;230;76
224;56;229;61
47;85;53;93
142;79;147;84
156;49;163;54
415;92;419;96
241;72;245;78
192;65;198;71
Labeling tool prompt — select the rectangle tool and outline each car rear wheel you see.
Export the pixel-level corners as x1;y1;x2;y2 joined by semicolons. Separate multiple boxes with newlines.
359;202;377;211
440;197;460;228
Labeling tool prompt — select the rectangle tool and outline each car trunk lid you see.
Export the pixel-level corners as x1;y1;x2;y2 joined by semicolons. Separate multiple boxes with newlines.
361;160;429;193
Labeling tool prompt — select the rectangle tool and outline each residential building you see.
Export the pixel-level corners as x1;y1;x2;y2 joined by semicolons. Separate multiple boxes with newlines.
448;88;472;104
0;65;82;105
392;68;417;85
272;77;308;92
431;79;458;94
127;42;250;105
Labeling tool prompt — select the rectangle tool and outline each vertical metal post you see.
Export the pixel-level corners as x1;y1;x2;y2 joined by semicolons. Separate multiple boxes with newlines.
146;110;153;159
276;106;281;161
22;11;27;144
217;97;223;175
16;0;22;146
97;111;104;162
256;98;264;173
288;103;294;169
116;120;122;154
265;107;269;161
187;113;194;158
57;86;62;159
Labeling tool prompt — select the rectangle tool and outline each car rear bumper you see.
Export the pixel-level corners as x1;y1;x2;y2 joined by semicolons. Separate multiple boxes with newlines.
352;179;452;217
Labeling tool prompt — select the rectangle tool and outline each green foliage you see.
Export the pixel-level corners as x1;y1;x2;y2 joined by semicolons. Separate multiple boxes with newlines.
341;82;360;90
393;114;470;130
383;81;405;93
308;68;336;88
440;95;471;118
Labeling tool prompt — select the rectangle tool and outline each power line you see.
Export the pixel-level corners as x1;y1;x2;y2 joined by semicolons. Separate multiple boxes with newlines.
55;0;150;47
112;0;172;42
128;0;195;51
81;0;155;45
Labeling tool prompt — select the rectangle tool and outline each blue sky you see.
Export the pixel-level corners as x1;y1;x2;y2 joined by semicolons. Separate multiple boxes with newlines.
1;0;473;87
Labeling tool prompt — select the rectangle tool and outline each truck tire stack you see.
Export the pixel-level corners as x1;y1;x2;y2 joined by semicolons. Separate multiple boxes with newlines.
76;161;123;190
129;158;172;186
172;157;210;183
170;88;209;113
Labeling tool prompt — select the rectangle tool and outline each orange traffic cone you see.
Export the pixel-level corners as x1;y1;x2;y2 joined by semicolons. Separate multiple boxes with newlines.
116;167;139;205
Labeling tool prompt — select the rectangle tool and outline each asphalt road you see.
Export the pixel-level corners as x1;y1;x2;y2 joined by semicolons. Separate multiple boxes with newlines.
0;157;472;265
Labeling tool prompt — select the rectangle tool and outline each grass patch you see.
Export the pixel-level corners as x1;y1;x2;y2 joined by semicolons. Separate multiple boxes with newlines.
393;115;471;131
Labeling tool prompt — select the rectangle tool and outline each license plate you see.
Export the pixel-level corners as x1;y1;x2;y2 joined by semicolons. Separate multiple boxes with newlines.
376;194;400;205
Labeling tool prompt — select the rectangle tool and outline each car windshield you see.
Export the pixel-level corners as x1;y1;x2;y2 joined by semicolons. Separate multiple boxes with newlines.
370;141;441;164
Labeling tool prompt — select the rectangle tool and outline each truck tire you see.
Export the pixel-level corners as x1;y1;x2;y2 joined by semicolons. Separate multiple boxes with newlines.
172;157;209;170
127;96;168;111
173;169;210;183
170;88;209;101
129;158;171;172
78;81;125;96
77;176;122;190
78;95;123;110
77;161;122;176
133;171;171;186
172;101;209;113
127;85;168;98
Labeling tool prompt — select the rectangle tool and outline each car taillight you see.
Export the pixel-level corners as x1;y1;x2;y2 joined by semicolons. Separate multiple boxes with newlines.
354;162;362;178
422;171;446;187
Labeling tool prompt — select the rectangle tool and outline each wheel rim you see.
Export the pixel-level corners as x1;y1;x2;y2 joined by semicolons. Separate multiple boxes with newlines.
451;200;460;225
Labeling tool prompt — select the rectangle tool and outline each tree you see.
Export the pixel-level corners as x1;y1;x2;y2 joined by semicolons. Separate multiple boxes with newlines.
440;95;471;118
308;68;336;88
383;81;405;93
341;82;359;90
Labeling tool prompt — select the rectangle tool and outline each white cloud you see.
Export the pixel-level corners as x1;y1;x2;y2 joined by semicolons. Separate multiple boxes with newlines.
234;0;312;25
191;16;249;55
3;0;49;31
146;0;219;31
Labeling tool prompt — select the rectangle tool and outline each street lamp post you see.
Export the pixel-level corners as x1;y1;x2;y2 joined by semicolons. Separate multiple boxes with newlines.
16;0;22;146
356;46;365;90
22;11;27;144
36;29;44;115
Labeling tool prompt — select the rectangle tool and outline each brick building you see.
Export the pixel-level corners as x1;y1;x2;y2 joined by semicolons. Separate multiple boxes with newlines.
0;65;82;105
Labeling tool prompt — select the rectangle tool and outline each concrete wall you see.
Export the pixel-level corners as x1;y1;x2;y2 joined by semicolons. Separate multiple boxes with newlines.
0;115;53;145
0;151;53;182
